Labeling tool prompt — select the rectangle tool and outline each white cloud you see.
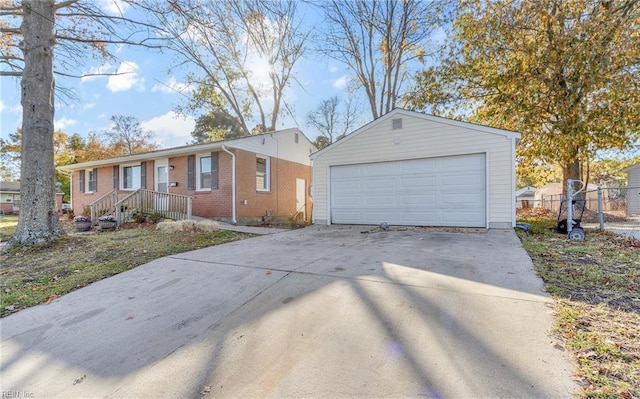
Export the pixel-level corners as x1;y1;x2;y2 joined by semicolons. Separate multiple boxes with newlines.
151;77;193;94
81;63;114;83
99;0;130;15
328;65;338;73
332;76;347;90
0;100;22;115
55;117;77;131
82;103;96;111
140;111;195;149
107;61;143;92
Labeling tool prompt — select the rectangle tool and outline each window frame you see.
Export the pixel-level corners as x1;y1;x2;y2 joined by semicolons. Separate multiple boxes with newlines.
121;163;142;191
196;153;219;191
86;168;97;193
256;155;270;192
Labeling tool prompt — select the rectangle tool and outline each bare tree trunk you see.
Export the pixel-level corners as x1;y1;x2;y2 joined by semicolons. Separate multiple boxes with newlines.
9;0;64;247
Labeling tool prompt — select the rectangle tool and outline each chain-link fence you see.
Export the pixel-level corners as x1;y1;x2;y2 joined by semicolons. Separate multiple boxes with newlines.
534;186;640;239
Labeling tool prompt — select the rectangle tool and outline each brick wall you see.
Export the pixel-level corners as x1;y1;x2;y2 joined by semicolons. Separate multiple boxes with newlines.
71;167;113;215
234;149;311;220
166;152;233;218
0;202;13;214
69;148;311;221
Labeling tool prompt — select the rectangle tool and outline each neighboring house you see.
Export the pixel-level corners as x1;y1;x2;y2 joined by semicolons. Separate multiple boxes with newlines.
622;163;640;215
58;128;314;225
0;181;64;215
310;109;521;228
515;186;537;209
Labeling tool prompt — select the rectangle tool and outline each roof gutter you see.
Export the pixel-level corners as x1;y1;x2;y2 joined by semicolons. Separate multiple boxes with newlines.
221;144;237;225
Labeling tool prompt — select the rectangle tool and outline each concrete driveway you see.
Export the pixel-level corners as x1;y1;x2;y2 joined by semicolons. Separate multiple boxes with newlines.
1;226;577;398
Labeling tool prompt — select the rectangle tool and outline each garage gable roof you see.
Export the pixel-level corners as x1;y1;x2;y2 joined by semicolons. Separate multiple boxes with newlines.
622;163;640;173
310;108;521;160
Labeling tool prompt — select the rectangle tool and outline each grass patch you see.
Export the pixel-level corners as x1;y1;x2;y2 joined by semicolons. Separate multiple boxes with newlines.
0;214;19;241
517;216;640;398
0;221;254;317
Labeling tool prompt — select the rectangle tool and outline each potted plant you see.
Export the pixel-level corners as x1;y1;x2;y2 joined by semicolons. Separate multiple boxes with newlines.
73;215;92;232
97;214;117;231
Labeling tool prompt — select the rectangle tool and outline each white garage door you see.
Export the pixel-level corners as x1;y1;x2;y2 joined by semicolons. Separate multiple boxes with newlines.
330;153;486;227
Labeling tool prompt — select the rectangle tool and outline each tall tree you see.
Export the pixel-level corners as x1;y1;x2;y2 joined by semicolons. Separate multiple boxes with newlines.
306;96;359;149
72;132;116;162
0;129;21;180
409;0;640;186
146;0;308;136
190;111;246;144
107;115;158;155
0;0;159;246
316;0;447;119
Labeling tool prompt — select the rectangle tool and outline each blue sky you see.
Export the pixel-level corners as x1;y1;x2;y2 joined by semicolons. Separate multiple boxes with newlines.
0;3;360;149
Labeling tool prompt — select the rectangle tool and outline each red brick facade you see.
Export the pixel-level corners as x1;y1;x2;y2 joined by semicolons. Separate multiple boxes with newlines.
70;148;311;223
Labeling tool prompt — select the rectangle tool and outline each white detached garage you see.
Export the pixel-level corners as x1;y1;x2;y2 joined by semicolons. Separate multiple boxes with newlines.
310;109;521;228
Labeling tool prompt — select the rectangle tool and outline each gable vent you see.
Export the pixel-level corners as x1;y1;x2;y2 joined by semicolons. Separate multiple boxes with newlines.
392;118;403;130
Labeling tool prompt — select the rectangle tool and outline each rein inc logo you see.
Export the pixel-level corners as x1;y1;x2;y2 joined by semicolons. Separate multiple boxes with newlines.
1;392;35;398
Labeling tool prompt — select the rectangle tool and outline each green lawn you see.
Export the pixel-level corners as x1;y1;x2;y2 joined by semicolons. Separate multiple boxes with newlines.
0;214;19;241
1;219;254;317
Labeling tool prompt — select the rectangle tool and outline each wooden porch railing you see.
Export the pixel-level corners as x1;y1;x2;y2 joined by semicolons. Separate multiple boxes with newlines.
90;189;192;226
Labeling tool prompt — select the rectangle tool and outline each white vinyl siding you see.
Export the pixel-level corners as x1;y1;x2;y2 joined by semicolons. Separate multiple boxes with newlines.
330;154;486;226
626;165;640;215
312;111;517;228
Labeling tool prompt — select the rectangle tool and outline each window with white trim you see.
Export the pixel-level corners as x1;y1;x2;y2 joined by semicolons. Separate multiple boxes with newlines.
256;155;270;191
122;164;142;190
87;169;97;192
199;156;211;190
197;153;219;190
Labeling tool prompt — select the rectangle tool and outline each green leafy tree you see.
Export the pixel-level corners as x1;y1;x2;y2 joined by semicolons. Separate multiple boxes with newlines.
190;111;246;144
1;129;81;201
409;0;640;188
0;129;21;180
589;155;640;186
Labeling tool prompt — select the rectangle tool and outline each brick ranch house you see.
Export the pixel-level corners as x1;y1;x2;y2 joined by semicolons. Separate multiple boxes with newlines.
58;128;314;225
0;180;64;215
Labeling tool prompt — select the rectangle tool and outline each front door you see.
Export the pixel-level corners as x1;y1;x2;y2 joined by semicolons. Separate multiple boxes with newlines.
156;165;168;193
155;161;169;211
296;178;306;220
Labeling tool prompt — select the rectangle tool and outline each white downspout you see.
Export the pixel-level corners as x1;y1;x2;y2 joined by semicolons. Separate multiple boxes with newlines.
221;145;237;225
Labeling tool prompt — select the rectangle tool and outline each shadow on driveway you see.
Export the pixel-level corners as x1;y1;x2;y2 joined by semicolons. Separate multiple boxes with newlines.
1;226;577;398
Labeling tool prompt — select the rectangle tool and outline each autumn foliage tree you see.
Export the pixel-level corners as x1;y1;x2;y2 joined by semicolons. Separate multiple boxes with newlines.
408;0;640;187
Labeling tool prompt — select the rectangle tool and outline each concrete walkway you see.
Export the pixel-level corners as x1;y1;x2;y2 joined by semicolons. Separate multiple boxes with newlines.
0;226;577;398
191;217;290;235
